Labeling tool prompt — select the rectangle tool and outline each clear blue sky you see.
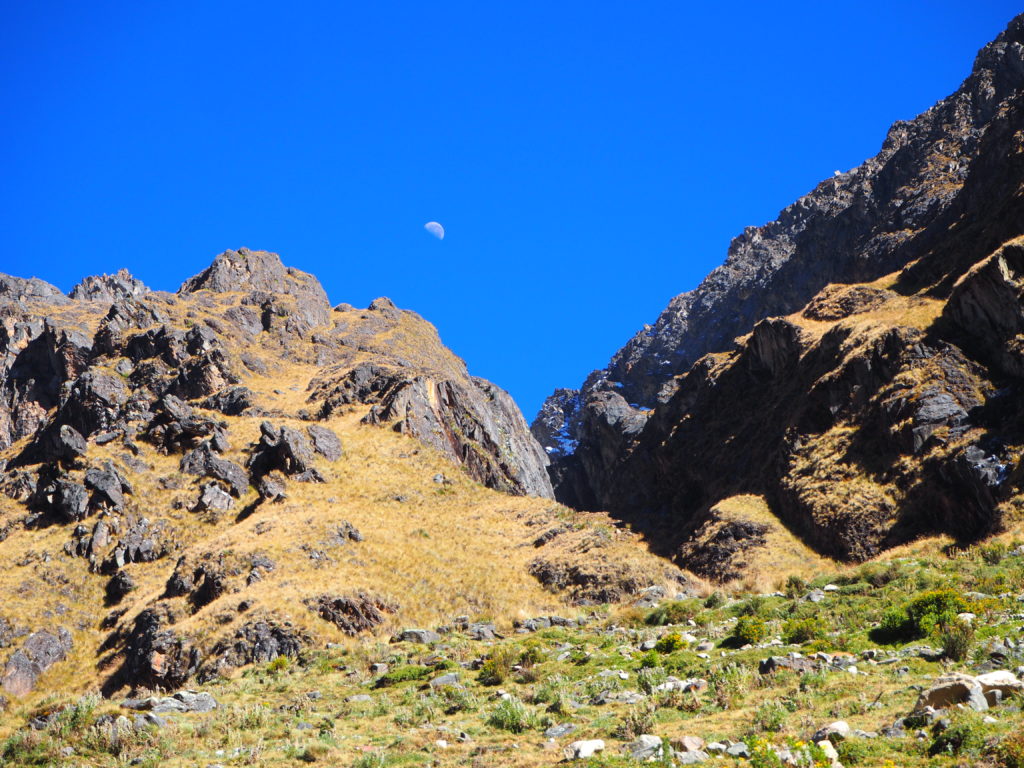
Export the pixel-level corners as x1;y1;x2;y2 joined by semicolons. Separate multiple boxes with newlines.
2;2;1019;420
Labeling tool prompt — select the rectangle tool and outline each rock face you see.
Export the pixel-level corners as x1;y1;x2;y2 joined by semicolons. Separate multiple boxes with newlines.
532;14;1024;563
535;14;1024;510
305;303;553;497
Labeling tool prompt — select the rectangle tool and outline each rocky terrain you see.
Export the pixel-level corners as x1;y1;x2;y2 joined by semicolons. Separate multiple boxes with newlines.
0;249;692;714
4;13;1024;768
533;14;1024;568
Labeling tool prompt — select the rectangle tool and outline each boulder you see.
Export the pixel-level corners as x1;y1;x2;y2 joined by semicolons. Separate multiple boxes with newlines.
84;462;131;511
0;628;73;696
627;735;663;761
106;571;136;603
306;424;343;461
196;483;234;513
70;269;149;303
201;386;257;416
915;672;991;712
564;739;604;760
247;422;316;478
180;444;248;497
396;629;441;645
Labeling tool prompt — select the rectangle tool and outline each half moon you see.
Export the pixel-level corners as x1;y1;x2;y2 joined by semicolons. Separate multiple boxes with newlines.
424;221;445;240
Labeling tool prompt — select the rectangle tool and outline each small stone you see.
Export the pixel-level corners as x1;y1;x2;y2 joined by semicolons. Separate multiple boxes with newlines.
725;742;750;758
544;723;576;739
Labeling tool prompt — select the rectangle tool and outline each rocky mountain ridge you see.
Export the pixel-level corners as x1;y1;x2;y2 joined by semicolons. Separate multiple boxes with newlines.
531;14;1024;567
534;14;1024;514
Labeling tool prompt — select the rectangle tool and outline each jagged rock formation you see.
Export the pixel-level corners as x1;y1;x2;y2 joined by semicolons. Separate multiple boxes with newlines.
70;269;149;303
533;14;1024;565
535;14;1024;510
0;247;649;699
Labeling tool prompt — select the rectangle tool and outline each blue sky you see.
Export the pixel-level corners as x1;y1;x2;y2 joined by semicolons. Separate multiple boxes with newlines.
2;2;1020;419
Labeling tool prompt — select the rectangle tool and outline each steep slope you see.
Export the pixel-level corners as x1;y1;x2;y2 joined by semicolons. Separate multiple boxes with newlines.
0;250;689;704
535;14;1024;513
532;12;1024;569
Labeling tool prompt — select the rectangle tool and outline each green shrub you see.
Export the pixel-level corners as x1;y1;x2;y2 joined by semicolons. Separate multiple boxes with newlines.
614;701;656;739
929;711;990;756
735;595;767;617
938;617;974;662
781;616;826;645
637;666;667;695
637;650;660;668
906;589;969;636
783;575;807;599
835;738;888;766
996;727;1024;768
487;697;536;733
267;655;290;674
518;641;545;667
733;616;769;645
55;694;99;737
654;632;684;654
753;699;787;732
980;542;1007;565
646;600;698;626
478;646;518;685
374;665;432;688
704;591;726;609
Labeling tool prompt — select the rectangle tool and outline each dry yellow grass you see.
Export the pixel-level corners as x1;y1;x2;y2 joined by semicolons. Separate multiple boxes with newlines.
0;396;681;709
693;495;839;592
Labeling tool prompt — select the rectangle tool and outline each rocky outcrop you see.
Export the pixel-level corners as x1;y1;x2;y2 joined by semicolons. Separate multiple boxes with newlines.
535;14;1024;515
1;628;73;696
305;305;553;497
179;248;331;329
69;269;149;303
306;593;396;635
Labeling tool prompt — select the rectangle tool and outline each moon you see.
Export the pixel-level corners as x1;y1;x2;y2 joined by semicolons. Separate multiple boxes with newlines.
424;221;445;240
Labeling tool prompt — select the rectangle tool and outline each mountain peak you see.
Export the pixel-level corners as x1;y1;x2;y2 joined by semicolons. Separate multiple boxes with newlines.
69;268;149;303
179;249;325;298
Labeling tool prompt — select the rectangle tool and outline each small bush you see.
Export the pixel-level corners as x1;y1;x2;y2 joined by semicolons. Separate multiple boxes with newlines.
267;655;290;674
733;616;769;645
996;727;1024;768
375;665;432;688
939;617;974;662
654;632;684;654
980;542;1007;565
782;616;826;645
753;699;787;733
906;589;969;636
487;697;536;733
637;649;660;668
614;701;656;739
518;641;545;668
637;666;667;695
439;686;478;714
646;600;698;625
929;711;990;756
704;591;726;609
783;575;807;599
478;646;517;685
735;595;768;617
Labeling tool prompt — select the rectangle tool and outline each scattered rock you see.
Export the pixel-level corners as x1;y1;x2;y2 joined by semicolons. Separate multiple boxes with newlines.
564;739;604;760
